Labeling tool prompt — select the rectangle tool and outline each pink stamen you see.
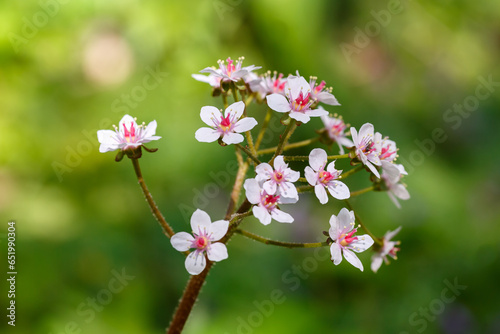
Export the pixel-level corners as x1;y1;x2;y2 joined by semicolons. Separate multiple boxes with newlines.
318;170;334;184
263;194;279;210
123;123;136;142
380;144;393;160
340;228;358;247
293;91;311;111
226;58;235;76
314;80;326;94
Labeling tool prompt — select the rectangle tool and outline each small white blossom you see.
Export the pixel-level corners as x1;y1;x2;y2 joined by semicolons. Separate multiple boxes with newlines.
376;132;398;162
244;178;297;225
255;155;300;200
250;71;287;100
170;209;229;275
351;123;382;178
329;208;374;271
266;76;328;123
195;101;257;145
371;226;401;273
200;57;260;83
305;148;350;204
97;114;161;153
381;161;410;208
320;111;354;154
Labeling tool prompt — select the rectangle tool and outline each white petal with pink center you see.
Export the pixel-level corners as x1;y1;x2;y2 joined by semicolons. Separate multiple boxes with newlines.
381;161;410;208
195;101;257;145
170;209;229;275
351;123;382;178
375;132;398;163
305;148;350;204
320;111;354;154
255;155;300;200
371;226;402;273
328;208;374;271
97;114;161;153
200;57;261;82
266;76;327;124
244;178;297;225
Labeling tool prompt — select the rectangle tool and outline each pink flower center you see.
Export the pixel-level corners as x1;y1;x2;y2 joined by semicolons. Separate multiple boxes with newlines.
379;144;395;161
123;123;136;143
216;114;234;133
193;235;209;251
389;246;400;258
314;80;326;94
359;137;376;155
225;58;236;77
329;121;346;137
318;170;335;184
273;73;286;93
262;193;279;210
273;171;284;182
340;228;358;247
292;91;311;112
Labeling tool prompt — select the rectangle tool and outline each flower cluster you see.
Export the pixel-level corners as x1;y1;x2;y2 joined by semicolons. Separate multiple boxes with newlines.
97;57;410;276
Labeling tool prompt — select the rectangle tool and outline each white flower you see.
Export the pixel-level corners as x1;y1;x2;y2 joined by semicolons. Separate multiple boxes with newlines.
266;76;328;123
371;226;401;273
308;76;340;106
320;111;354;154
170;209;229;275
255;155;300;200
244;178;297;225
97;114;161;153
380;161;410;208
329;208;374;271
200;57;261;83
250;71;287;100
195;101;257;145
351;123;382;178
305;148;350;204
376;133;398;162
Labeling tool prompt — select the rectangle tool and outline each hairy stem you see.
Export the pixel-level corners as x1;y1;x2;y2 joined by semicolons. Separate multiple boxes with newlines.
339;164;364;180
257;137;319;155
235;229;328;248
269;120;297;165
236;144;261;165
350;186;374;197
254;108;273;151
131;158;175;238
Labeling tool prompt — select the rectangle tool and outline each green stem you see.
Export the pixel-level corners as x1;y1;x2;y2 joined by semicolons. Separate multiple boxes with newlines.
269;120;296;165
339;164;364;180
236;144;261;165
131;158;175;238
350;186;374;197
235;229;328;248
254;108;273;151
297;185;313;193
257;137;319;155
222;93;229;109
283;153;349;162
344;199;382;246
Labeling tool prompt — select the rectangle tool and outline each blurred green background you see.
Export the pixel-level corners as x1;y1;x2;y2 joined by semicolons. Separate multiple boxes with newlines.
1;1;500;333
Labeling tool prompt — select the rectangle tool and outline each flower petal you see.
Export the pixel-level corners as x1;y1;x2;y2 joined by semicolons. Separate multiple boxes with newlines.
329;215;339;238
244;178;261;204
304;166;318;186
289;111;310;123
317;91;340;105
200;106;221;126
207;242;228;262
222;132;244;145
234;117;258;133
255;163;273;180
170;232;194;252
253;205;271;225
371;255;383;273
97;130;120;152
185;252;206;275
280;182;298;199
209;220;229;241
350;127;358;145
385;226;402;241
190;209;212;234
358;123;374;139
271;208;294;223
266;94;290;113
287;76;310;100
226;101;245;119
195;127;220;143
142;120;158;139
330;243;342;265
350;234;374;253
309;148;327;171
314;184;328;204
327;181;350;200
306;108;329;117
263;180;277;195
337;208;354;234
343;249;363;271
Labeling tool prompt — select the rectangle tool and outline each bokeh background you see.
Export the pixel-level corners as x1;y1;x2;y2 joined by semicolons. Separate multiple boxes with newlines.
1;1;500;333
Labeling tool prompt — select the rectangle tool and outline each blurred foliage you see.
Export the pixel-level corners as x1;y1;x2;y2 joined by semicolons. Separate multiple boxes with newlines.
1;0;500;333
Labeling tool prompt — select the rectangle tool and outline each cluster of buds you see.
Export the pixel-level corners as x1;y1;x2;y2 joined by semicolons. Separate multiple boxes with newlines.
98;57;408;276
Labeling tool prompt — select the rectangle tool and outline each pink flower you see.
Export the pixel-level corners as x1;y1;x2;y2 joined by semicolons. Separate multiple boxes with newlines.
266;76;328;123
371;226;401;273
195;101;257;145
320;110;354;154
351;123;382;178
170;209;229;275
97;114;161;153
255;155;300;200
250;71;288;100
200;57;260;83
380;161;410;208
329;208;374;271
244;178;297;225
305;148;350;204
